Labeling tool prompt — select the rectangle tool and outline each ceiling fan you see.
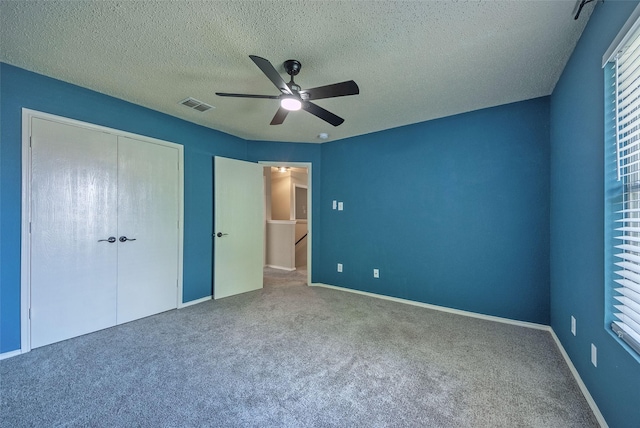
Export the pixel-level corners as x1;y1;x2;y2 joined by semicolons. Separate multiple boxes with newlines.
216;55;359;126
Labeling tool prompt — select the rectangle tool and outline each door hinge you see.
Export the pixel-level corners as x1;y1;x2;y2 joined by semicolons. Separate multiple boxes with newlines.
28;308;31;319
29;136;32;147
29;222;32;233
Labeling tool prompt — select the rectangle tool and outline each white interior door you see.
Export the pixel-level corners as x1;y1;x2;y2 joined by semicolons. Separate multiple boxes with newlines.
214;156;264;299
30;118;118;348
116;136;179;323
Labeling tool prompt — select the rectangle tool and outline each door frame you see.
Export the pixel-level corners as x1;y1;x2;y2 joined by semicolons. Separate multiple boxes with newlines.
259;161;312;286
20;108;185;354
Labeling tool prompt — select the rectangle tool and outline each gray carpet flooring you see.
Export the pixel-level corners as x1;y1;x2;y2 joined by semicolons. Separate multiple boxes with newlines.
1;268;598;427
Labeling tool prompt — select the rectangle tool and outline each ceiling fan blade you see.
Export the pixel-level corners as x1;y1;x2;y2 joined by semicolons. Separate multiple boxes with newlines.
249;55;292;95
302;102;345;126
304;80;359;100
270;107;289;125
215;92;280;99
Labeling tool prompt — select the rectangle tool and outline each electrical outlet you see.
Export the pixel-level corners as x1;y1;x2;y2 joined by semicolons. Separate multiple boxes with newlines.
373;268;379;278
337;263;343;273
591;344;597;367
571;316;576;336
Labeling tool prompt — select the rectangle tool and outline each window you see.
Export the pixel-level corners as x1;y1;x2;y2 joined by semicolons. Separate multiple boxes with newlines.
605;7;640;358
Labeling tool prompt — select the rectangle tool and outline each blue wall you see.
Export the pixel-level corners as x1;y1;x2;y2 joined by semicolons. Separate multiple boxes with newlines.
318;98;551;324
550;2;640;427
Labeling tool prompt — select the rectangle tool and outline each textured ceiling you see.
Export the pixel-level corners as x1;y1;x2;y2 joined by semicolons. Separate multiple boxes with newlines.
0;1;594;143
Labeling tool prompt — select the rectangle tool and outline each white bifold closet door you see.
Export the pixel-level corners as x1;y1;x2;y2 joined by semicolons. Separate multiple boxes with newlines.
30;118;118;348
116;136;179;324
30;118;179;349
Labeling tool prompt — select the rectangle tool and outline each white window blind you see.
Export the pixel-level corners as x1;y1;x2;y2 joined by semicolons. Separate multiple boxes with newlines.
611;20;640;357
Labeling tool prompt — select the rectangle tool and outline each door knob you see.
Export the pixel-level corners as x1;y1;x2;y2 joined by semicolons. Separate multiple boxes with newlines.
98;237;117;243
216;232;229;238
119;236;137;242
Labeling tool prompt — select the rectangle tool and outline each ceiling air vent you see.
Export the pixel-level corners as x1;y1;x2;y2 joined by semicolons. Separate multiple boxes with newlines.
180;97;214;112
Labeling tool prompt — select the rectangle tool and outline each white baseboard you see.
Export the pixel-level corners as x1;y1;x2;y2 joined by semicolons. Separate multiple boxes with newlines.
310;282;548;330
310;282;607;427
178;295;211;308
0;349;22;360
548;329;608;428
266;265;296;271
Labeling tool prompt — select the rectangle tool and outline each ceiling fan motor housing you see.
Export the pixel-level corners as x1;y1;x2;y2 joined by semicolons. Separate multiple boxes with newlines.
284;59;301;76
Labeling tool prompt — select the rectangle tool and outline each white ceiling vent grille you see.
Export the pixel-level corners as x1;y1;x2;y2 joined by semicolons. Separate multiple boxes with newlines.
180;97;214;112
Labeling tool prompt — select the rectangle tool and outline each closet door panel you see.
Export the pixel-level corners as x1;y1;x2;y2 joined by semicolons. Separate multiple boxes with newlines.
30;118;118;348
116;136;179;324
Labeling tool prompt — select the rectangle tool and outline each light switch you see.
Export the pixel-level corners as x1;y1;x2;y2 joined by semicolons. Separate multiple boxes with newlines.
332;200;337;210
338;202;344;211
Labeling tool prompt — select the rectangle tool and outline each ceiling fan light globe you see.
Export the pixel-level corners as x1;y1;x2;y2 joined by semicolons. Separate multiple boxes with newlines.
281;98;302;111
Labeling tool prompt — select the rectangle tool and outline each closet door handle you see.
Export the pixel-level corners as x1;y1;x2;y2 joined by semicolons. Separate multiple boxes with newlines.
98;237;117;243
216;232;229;238
119;236;136;242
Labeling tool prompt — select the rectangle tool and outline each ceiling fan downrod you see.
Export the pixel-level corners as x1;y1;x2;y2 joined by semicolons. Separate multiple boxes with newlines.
284;59;302;92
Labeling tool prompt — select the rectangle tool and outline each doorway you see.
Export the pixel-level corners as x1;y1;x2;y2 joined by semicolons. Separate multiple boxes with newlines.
260;162;312;287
